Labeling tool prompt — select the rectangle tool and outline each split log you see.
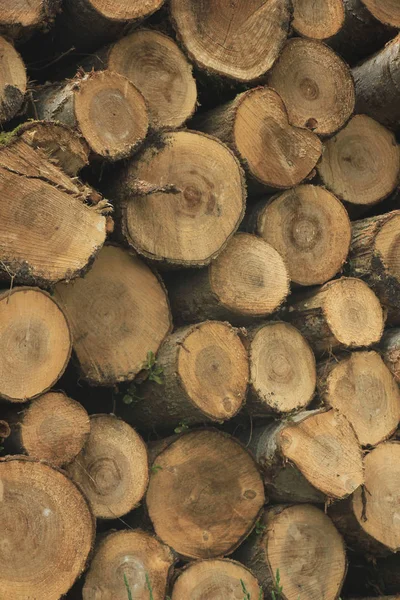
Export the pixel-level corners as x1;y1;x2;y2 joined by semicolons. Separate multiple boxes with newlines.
245;321;316;416
248;185;351;286
126;321;249;429
0;0;61;42
169;233;289;324
318;115;400;206
54;245;172;386
107;130;245;267
283;277;384;354
0;455;95;599
0;136;108;286
380;328;400;381
33;71;149;161
347;211;400;310
268;38;355;136
292;0;345;39
330;441;400;556
236;504;347;600
171;559;262;599
318;351;400;447
146;429;265;559
353;35;400;130
246;409;364;500
0;36;26;124
67;414;149;519
83;529;174;600
193;86;322;190
85;29;197;129
0;288;71;403
170;0;291;81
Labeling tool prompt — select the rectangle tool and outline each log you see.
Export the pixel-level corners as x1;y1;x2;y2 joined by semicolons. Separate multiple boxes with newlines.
171;559;262;599
353;35;400;130
347;211;400;310
245;321;316;416
246;409;364;500
107;130;246;267
54;245;172;386
84;29;197;129
170;0;292;81
125;321;249;429
0;36;26;124
83;529;174;600
380;328;400;382
283;277;384;354
169;233;289;324
193;86;322;191
0;288;71;403
359;0;400;27
318;115;400;206
146;429;265;559
236;504;347;600
0;136;108;286
32;71;149;161
268;38;355;136
67;414;149;519
248;185;351;286
0;0;61;42
292;0;345;39
0;455;95;599
318;351;400;447
330;441;400;556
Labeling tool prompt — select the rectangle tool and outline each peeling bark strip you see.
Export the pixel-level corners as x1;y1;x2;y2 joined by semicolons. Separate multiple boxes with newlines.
292;0;345;39
380;328;400;381
32;71;149;161
0;137;108;286
0;456;95;599
0;36;26;124
0;0;61;42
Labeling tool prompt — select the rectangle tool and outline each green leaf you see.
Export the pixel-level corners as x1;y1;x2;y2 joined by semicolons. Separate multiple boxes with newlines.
151;464;162;473
149;373;164;385
122;394;133;405
174;422;189;434
145;572;154;600
123;573;133;600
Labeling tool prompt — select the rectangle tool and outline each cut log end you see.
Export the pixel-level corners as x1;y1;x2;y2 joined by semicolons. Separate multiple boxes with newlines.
292;0;345;39
253;185;351;286
108;29;197;128
146;430;265;559
268;38;355;136
0;456;95;599
0;36;26;123
170;0;291;81
88;0;164;21
67;414;149;519
83;530;174;600
0;0;61;40
362;0;400;27
171;559;262;599
21;391;90;466
0;288;71;403
318;115;400;206
74;71;149;161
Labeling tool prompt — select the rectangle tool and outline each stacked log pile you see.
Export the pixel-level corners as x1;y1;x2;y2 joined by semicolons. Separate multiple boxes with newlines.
1;1;400;599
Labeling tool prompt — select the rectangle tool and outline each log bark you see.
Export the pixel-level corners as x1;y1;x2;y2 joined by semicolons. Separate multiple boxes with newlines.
0;288;71;403
32;71;149;161
82;29;197;129
329;441;400;556
83;529;174;600
107;130;246;267
55;245;172;386
353;35;400;130
246;409;364;500
361;554;400;596
283;277;384;354
125;321;249;429
268;38;355;136
236;504;347;600
318;351;400;447
248;185;351;286
171;559;262;599
169;233;289;325
170;0;292;81
146;429;265;559
347;211;400;310
67;414;149;519
193;86;322;190
380;328;400;382
318;115;400;206
0;455;95;599
0;36;26;124
0;136;108;286
292;0;345;39
245;321;316;416
0;0;61;42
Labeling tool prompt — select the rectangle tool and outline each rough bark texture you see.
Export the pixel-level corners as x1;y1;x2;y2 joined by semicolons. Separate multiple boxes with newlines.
380;328;400;381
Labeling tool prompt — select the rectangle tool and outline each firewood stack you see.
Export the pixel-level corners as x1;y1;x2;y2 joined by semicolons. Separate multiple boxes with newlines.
1;1;400;599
